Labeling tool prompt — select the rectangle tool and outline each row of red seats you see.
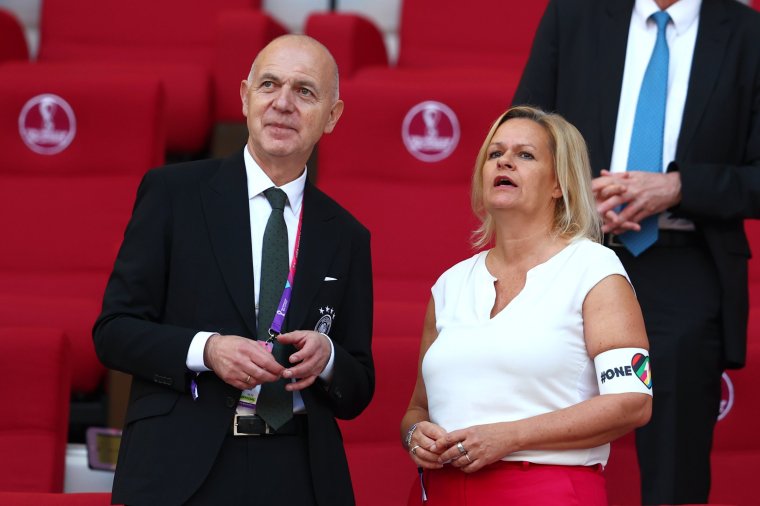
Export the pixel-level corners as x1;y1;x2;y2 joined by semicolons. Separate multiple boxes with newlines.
0;1;287;154
1;0;758;501
0;69;165;395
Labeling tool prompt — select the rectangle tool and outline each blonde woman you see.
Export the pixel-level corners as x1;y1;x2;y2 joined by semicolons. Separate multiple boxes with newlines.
401;106;652;505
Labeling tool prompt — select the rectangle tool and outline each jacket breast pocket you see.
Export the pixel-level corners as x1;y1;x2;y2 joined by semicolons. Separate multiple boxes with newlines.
304;275;348;334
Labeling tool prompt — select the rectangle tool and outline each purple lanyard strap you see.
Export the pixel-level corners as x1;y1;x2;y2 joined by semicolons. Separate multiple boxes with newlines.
265;200;304;343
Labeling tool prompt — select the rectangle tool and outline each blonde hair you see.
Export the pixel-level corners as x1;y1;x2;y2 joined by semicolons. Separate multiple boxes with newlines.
471;106;601;248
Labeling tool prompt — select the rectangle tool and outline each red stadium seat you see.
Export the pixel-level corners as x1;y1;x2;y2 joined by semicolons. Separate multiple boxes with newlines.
0;8;29;63
339;336;420;506
605;431;641;505
0;492;115;505
397;0;547;72
0;328;70;492
36;0;282;154
304;13;388;79
0;65;164;393
709;357;760;505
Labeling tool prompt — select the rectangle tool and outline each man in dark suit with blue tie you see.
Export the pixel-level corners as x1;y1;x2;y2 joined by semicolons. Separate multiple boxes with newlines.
93;35;374;505
513;0;760;503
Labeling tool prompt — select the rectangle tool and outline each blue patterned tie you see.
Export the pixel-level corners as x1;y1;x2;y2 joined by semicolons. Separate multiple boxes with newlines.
618;11;671;256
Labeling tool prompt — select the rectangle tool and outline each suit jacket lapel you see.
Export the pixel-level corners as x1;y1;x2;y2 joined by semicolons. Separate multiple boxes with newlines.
288;182;339;332
598;0;634;172
200;151;258;337
677;0;731;159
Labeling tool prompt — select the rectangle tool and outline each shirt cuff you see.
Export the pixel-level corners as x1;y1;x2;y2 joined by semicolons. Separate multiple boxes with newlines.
318;332;335;383
186;331;217;372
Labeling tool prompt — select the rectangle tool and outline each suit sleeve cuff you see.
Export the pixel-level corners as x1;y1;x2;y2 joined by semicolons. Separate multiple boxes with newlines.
318;333;335;383
186;331;217;372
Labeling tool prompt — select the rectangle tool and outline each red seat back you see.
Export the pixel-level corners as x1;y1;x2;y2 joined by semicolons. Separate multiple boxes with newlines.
339;336;420;506
0;329;70;492
398;0;548;71
0;64;164;273
38;0;259;65
0;65;164;392
0;8;29;62
37;0;263;153
0;492;115;505
709;354;760;505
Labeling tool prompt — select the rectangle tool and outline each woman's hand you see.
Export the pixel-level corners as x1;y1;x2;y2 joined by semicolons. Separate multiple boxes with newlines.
407;421;449;469
437;423;512;473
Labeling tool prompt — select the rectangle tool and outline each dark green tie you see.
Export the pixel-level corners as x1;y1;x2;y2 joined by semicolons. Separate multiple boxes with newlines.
256;187;293;429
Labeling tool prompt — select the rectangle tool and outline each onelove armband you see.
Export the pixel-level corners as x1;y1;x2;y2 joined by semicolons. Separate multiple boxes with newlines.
594;347;653;395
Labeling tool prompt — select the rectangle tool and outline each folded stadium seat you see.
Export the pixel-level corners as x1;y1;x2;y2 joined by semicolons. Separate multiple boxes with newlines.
0;328;70;492
338;336;421;506
0;492;115;505
0;64;164;394
0;8;29;63
36;0;282;156
708;354;760;505
604;431;641;506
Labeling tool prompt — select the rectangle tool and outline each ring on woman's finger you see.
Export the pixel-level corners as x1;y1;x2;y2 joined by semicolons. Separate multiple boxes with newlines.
410;444;422;456
456;441;467;455
245;374;251;384
464;453;472;463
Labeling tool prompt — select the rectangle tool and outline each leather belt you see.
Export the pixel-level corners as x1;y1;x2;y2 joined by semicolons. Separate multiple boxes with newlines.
232;414;305;436
604;230;701;249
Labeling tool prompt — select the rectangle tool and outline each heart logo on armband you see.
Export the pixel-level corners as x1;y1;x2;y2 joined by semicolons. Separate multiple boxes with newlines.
631;353;652;389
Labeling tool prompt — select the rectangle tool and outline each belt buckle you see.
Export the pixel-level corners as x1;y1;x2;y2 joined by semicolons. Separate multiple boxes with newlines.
233;414;272;436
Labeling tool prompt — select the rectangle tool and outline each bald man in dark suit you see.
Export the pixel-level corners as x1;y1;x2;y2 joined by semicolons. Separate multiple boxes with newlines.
94;35;374;506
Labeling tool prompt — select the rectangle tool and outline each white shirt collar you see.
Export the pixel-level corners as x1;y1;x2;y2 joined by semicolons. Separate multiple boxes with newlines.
243;146;306;216
634;0;701;36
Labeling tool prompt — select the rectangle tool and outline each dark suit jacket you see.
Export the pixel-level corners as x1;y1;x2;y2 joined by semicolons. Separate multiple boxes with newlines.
513;0;760;368
93;150;374;505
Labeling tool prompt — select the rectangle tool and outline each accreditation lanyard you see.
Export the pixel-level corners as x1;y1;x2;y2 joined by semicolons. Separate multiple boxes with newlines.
191;199;304;401
265;198;304;343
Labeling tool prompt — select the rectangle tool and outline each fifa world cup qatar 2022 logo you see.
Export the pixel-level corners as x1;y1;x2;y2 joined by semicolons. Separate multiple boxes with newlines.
18;93;77;155
402;101;460;163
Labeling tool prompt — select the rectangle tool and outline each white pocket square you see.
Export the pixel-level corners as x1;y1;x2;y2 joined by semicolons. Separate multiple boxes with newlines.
324;276;338;281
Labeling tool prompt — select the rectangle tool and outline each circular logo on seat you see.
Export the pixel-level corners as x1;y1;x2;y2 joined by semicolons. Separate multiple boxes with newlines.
402;101;460;162
18;93;77;155
718;372;734;421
